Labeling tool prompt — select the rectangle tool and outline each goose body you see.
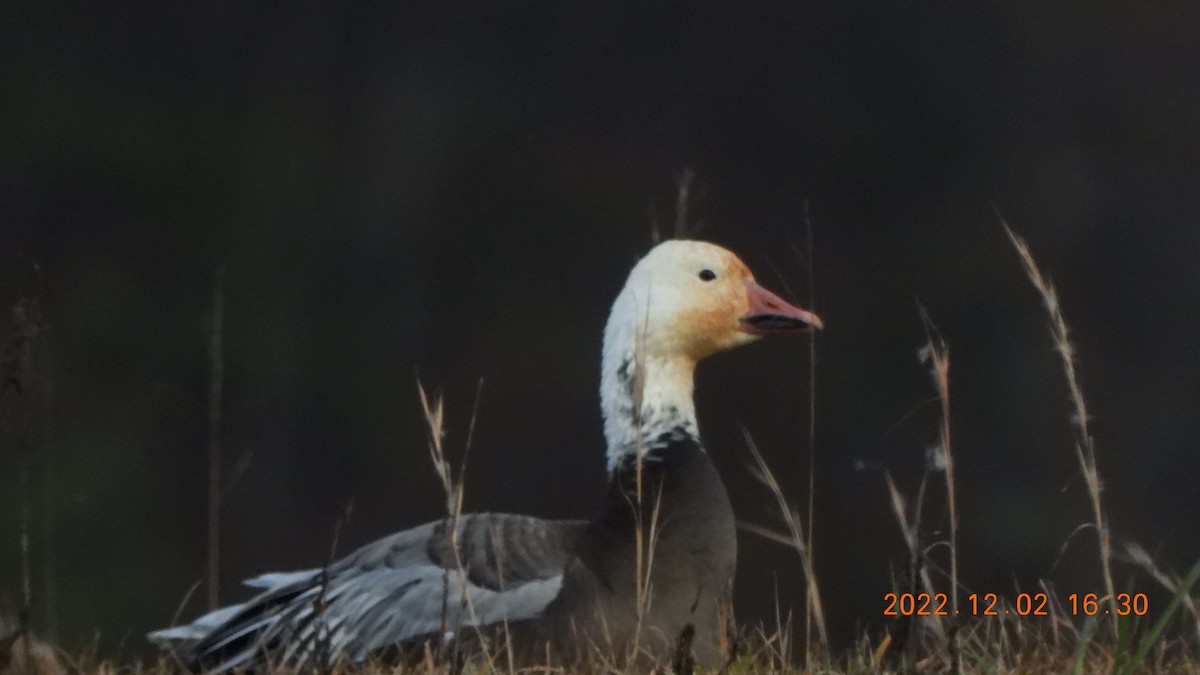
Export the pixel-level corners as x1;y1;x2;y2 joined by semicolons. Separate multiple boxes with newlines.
150;240;821;670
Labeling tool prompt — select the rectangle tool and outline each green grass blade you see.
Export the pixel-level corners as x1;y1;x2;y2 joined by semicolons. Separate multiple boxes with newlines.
1113;579;1135;670
1113;605;1132;671
1118;558;1200;675
1072;615;1098;675
970;651;1000;675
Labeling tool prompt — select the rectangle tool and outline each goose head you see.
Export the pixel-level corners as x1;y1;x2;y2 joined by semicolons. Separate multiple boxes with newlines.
605;240;822;362
601;240;822;465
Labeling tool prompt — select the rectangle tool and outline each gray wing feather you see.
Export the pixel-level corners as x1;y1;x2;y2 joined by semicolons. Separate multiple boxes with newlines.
150;513;585;671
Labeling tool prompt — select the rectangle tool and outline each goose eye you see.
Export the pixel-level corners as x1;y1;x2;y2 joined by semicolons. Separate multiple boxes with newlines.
698;269;717;282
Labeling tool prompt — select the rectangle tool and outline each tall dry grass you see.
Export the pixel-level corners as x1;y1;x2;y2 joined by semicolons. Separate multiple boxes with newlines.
415;379;502;674
735;219;1199;674
207;266;225;612
1002;221;1118;636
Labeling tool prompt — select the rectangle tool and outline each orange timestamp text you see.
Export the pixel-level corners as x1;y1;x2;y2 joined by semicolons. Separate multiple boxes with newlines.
884;592;1149;617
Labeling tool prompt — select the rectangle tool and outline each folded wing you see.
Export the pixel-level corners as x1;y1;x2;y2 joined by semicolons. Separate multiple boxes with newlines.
150;513;586;671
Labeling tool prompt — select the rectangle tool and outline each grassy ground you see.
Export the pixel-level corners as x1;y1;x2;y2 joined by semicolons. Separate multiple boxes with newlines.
3;614;1200;674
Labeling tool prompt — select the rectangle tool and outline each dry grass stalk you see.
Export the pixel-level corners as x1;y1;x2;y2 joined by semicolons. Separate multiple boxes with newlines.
2;282;61;668
800;201;820;666
917;309;960;670
626;309;668;668
870;311;966;666
207;266;225;612
2;467;37;675
415;380;497;673
740;429;829;653
651;168;704;245
1001;221;1118;636
883;468;945;638
673;169;696;240
309;499;354;674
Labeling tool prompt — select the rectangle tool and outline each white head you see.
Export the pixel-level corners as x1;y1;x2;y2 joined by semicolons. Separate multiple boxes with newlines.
601;240;823;469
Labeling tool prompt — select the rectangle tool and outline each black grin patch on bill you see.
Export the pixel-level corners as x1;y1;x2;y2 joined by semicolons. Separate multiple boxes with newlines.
743;314;810;330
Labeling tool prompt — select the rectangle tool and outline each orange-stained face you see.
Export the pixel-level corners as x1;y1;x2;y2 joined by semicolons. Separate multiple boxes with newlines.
624;241;822;361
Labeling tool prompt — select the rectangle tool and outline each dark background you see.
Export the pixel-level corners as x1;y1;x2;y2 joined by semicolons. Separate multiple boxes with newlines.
2;0;1199;657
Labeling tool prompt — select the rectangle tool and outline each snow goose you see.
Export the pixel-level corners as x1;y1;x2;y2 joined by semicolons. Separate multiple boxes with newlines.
149;239;822;671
